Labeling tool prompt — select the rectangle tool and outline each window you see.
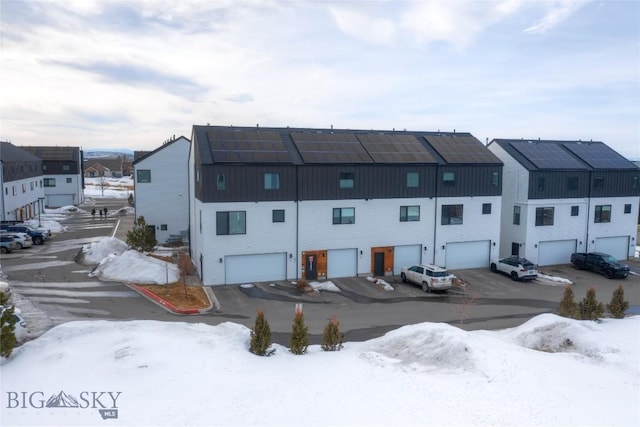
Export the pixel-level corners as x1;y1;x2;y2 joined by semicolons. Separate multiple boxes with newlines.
482;203;491;215
333;207;355;224
160;224;167;231
264;173;280;190
137;169;151;183
216;211;246;235
43;178;56;187
593;176;604;188
339;172;354;189
42;164;47;171
400;206;420;222
199;210;202;233
594;205;611;223
442;204;463;225
513;206;521;225
406;172;419;188
443;171;455;186
571;206;579;216
491;171;500;187
30;182;34;190
62;164;70;171
535;207;554;226
567;176;578;190
624;204;631;214
633;176;639;190
537;177;545;191
216;173;225;190
21;183;26;193
66;178;72;184
272;209;285;223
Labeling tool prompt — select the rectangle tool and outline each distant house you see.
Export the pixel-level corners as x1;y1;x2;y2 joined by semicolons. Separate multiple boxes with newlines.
0;141;45;222
21;146;85;208
488;139;640;264
84;157;124;178
133;136;190;244
189;125;503;286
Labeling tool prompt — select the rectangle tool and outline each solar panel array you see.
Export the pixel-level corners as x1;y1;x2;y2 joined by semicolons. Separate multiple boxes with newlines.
562;142;636;169
425;134;500;164
509;141;588;170
207;129;292;163
290;132;373;163
356;134;437;163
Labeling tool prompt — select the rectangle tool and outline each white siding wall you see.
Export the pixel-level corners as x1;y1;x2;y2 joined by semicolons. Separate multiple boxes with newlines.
434;196;501;267
298;198;437;276
1;175;45;221
43;174;83;206
135;138;190;244
587;196;638;258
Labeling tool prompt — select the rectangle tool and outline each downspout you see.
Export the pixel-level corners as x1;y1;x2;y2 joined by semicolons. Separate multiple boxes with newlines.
585;171;592;253
0;161;5;222
433;166;439;265
295;165;300;280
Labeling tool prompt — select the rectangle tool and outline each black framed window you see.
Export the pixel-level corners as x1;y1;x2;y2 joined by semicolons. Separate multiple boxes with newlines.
62;164;70;171
406;172;419;188
537;177;545;191
66;178;72;183
272;209;285;223
571;206;579;216
43;178;56;187
339;172;354;189
216;173;225;190
623;204;631;214
333;207;355;224
264;173;280;190
535;207;554;226
593;176;604;188
137;169;151;183
443;171;455;186
442;204;463;225
400;206;420;222
216;211;246;235
491;171;500;187
482;203;491;214
594;205;611;223
160;224;167;230
513;206;521;225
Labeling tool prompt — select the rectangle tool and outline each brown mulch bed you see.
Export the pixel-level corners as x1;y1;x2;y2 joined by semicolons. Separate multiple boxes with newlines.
139;280;210;310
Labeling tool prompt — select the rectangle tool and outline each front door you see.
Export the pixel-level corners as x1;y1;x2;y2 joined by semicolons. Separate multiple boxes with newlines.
511;243;520;257
374;252;385;276
305;254;317;280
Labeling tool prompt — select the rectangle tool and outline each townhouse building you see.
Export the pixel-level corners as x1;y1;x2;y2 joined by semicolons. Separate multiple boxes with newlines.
22;146;84;207
133;136;191;244
0;141;45;222
189;126;503;286
488;139;640;264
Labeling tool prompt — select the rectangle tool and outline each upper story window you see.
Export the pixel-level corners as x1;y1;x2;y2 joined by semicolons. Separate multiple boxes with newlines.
593;176;604;189
443;172;455;186
137;169;151;183
441;204;463;225
333;207;355;224
482;203;491;214
571;206;579;216
400;206;420;222
339;172;354;189
535;207;554;226
42;164;47;171
43;178;56;187
633;176;639;190
62;164;70;171
264;173;280;190
216;211;246;235
491;171;500;187
624;204;631;214
406;172;419;188
216;173;225;190
537;177;545;191
594;205;611;223
567;176;578;190
513;206;521;225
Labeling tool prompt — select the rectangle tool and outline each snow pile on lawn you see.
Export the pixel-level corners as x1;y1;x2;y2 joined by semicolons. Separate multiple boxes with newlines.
80;237;130;264
1;314;638;426
309;280;340;292
367;276;394;291
89;249;180;285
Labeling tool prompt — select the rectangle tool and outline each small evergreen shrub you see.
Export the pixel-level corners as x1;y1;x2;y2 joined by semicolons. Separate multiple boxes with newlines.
606;285;629;319
289;305;309;355
557;284;578;319
126;216;157;252
250;309;274;356
578;286;604;321
1;304;18;358
321;315;344;351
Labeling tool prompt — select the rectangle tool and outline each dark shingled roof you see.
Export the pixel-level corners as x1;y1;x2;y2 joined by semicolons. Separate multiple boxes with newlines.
0;141;43;162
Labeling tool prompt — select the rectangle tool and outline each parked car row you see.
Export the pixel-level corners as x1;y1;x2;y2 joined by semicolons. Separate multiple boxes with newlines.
0;223;51;250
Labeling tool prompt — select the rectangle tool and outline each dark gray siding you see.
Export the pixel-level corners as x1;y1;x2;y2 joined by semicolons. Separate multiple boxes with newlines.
2;161;42;182
528;171;591;199
436;165;502;197
201;165;297;202
43;161;80;175
589;170;640;198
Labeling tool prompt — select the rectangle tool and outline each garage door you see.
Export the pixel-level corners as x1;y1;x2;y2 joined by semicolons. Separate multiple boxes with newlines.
327;248;357;278
538;240;576;266
393;244;422;274
224;253;287;284
595;236;629;261
47;194;74;208
445;240;490;270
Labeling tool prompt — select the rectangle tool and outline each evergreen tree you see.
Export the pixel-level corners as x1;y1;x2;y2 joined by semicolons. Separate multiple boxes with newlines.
606;285;629;319
557;284;577;319
126;216;157;252
289;305;309;355
250;309;274;356
578;286;604;321
1;302;18;358
321;315;344;352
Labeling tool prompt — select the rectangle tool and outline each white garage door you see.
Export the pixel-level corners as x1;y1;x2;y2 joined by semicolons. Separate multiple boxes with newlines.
328;248;357;278
47;194;74;208
595;236;629;261
224;253;287;284
538;240;576;266
393;244;422;274
445;240;490;270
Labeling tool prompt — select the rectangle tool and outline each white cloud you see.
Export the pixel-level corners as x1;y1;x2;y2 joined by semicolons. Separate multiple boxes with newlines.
525;1;589;34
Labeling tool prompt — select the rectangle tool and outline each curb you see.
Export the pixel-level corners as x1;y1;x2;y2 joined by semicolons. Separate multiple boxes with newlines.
127;283;219;315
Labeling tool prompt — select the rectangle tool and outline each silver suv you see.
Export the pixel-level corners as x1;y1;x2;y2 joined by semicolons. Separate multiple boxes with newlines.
400;264;454;292
490;256;538;281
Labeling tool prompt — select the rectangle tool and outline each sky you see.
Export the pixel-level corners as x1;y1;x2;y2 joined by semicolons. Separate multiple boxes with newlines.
1;1;639;159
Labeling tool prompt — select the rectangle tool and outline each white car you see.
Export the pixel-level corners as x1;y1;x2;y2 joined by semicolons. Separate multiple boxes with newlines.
400;264;454;292
0;232;33;249
490;256;538;281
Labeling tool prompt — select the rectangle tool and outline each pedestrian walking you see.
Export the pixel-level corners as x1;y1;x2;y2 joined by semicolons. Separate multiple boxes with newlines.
103;207;108;218
91;208;96;219
99;209;103;219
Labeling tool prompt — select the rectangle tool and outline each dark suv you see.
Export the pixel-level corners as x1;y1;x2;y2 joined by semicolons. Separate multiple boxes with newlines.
1;224;48;245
